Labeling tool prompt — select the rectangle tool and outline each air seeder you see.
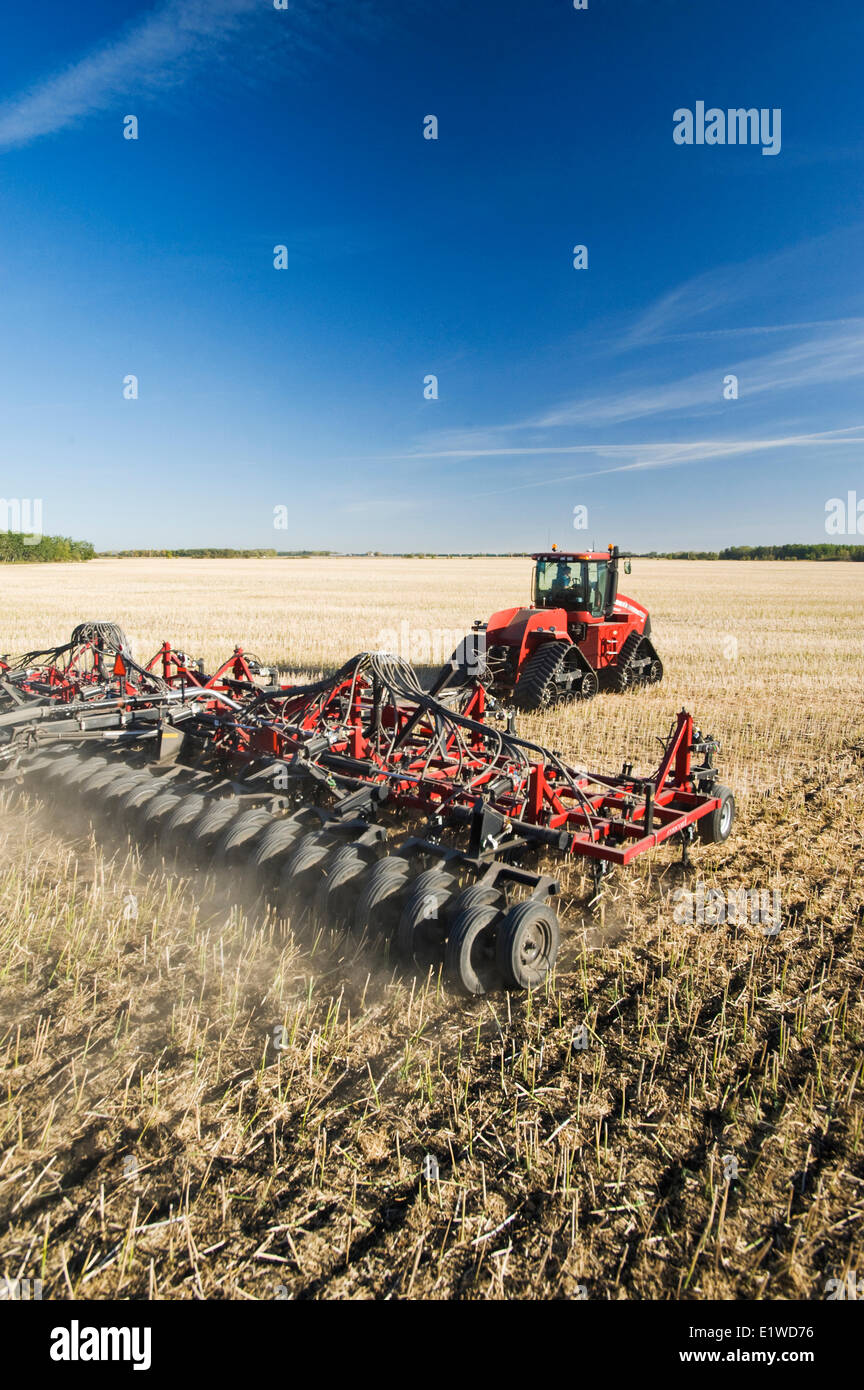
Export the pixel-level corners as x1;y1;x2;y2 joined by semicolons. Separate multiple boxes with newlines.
0;621;734;996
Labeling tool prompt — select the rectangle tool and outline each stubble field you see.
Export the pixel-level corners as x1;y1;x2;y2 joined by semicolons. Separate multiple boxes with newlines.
0;556;862;1300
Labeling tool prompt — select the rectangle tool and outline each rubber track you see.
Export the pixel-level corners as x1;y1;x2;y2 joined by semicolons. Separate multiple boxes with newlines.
513;642;566;711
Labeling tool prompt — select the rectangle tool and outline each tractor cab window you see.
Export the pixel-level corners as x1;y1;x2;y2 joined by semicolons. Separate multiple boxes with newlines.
533;558;608;616
584;561;608;618
533;559;585;609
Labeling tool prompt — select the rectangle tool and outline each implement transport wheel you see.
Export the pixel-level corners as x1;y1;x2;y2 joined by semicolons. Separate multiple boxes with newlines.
513;643;566;712
397;865;459;967
445;900;504;996
697;784;735;845
50;752;91;785
448;881;502;916
163;792;207;830
495;899;560;991
352;856;413;942
100;769;150;801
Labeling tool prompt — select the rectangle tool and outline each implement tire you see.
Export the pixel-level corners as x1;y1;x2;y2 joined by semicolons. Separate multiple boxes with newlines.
697;785;735;845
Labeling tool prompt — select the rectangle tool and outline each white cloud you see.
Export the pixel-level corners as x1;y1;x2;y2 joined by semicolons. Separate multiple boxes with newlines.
620;232;853;348
0;0;262;151
360;427;864;504
532;324;864;430
392;425;864;468
398;320;864;467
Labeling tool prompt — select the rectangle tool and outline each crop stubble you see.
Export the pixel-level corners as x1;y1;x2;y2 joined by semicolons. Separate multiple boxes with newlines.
0;557;861;1299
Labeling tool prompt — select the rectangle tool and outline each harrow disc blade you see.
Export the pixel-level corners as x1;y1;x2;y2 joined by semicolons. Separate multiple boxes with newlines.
185;800;242;861
138;791;184;835
99;771;153;812
77;762;133;798
250;815;311;882
16;750;64;779
351;855;413;944
277;831;335;916
312;843;378;929
37;752;86;785
161;793;208;847
214;807;275;866
397;865;460;968
61;755;110;790
117;778;163;824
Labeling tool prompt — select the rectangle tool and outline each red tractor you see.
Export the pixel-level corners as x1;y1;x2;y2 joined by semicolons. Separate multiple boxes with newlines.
471;546;663;711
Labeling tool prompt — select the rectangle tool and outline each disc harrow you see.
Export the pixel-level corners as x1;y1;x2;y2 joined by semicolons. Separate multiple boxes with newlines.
1;625;736;995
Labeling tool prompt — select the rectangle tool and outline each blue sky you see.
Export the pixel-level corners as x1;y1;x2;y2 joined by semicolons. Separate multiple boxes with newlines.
0;0;862;552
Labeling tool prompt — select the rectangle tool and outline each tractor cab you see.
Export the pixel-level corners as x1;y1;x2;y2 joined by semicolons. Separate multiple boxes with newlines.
531;547;631;622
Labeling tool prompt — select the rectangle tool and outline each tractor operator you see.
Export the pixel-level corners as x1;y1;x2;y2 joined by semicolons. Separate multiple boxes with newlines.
549;560;586;608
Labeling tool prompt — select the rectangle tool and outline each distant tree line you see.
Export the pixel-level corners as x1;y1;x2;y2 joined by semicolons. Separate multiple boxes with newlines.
350;547;864;560
0;532;95;562
99;548;334;558
20;542;861;564
641;544;864;561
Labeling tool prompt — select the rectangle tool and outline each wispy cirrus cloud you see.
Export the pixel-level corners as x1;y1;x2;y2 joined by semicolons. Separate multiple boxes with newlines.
534;323;864;430
645;317;864;344
399;321;864;463
621;225;864;348
450;427;864;500
345;426;864;509
390;425;864;467
0;0;274;151
396;224;864;469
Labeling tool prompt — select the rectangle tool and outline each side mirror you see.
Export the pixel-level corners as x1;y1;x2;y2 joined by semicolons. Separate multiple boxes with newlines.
624;559;632;575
